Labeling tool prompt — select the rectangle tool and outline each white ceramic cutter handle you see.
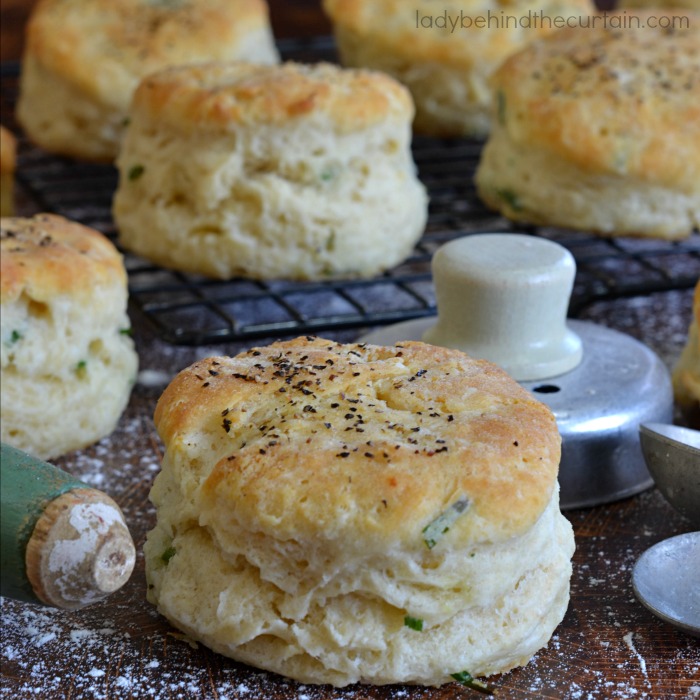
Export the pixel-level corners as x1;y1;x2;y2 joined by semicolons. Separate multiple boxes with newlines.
422;233;583;381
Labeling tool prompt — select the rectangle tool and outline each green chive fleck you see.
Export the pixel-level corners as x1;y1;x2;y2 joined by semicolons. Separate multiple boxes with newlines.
404;616;424;632
119;328;133;336
496;188;522;212
128;164;145;181
10;329;22;344
451;671;495;695
320;169;335;182
422;498;470;549
161;546;177;564
75;360;87;375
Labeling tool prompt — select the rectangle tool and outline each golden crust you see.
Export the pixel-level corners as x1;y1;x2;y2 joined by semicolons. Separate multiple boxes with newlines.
132;61;414;133
155;337;561;550
0;126;16;174
24;0;273;105
323;0;594;67
492;13;700;191
0;214;127;305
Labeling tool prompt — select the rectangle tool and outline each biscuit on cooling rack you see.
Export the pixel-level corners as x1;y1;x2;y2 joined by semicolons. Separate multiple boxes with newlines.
323;0;593;137
475;15;700;239
144;336;574;687
1;214;138;459
112;61;428;281
16;0;279;161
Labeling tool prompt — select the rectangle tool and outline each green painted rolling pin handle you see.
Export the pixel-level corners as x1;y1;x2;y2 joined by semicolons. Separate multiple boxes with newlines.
1;443;136;610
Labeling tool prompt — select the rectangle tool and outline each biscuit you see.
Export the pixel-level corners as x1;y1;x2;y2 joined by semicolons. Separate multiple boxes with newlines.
673;281;700;426
1;214;138;459
475;15;700;239
16;0;279;161
112;61;428;280
0;126;16;217
144;336;574;686
323;0;593;137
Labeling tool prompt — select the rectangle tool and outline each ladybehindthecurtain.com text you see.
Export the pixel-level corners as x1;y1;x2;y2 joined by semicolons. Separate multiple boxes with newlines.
415;9;691;32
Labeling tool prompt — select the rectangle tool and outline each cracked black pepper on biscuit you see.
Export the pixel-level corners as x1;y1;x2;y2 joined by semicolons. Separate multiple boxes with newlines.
475;14;700;239
144;336;574;687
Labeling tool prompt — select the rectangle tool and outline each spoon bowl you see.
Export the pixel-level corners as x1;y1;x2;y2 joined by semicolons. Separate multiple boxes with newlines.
632;532;700;637
639;423;700;526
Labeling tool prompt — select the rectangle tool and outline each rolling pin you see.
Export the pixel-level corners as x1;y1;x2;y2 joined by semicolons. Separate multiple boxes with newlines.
1;443;136;610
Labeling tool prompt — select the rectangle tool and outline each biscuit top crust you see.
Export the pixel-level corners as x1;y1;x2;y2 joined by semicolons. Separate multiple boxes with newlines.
493;15;700;190
25;0;273;104
132;61;414;133
0;126;16;174
324;0;593;65
0;215;127;305
155;337;561;552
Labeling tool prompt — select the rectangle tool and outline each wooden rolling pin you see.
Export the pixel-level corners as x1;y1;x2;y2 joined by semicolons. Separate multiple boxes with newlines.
1;443;136;610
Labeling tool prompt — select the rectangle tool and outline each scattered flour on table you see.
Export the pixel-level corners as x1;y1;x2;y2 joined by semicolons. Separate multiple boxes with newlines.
623;632;648;683
71;415;162;479
137;368;173;388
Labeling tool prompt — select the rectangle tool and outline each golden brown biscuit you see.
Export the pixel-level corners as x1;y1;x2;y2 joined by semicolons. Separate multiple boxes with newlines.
0;126;16;217
1;214;138;459
144;337;574;686
323;0;593;137
673;281;700;426
113;61;428;280
16;0;279;161
475;14;700;239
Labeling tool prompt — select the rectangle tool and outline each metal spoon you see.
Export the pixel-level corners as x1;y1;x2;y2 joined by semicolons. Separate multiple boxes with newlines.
632;424;700;636
632;532;700;637
638;423;700;526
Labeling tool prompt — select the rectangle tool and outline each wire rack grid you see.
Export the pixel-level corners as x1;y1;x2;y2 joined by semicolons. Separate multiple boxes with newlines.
2;37;699;345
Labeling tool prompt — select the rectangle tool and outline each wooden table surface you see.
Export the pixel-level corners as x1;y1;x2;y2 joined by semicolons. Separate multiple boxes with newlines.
1;1;699;698
2;291;698;700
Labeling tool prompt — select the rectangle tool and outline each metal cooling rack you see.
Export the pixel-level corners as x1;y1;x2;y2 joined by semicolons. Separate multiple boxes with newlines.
2;38;699;345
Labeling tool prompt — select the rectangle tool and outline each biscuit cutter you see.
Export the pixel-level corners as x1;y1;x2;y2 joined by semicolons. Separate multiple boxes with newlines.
360;234;673;509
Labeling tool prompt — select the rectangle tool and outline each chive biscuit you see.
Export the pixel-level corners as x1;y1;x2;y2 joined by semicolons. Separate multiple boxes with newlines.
112;61;428;280
322;0;593;138
475;16;700;239
0;214;138;459
673;281;700;426
16;0;279;162
0;126;16;217
144;336;574;687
